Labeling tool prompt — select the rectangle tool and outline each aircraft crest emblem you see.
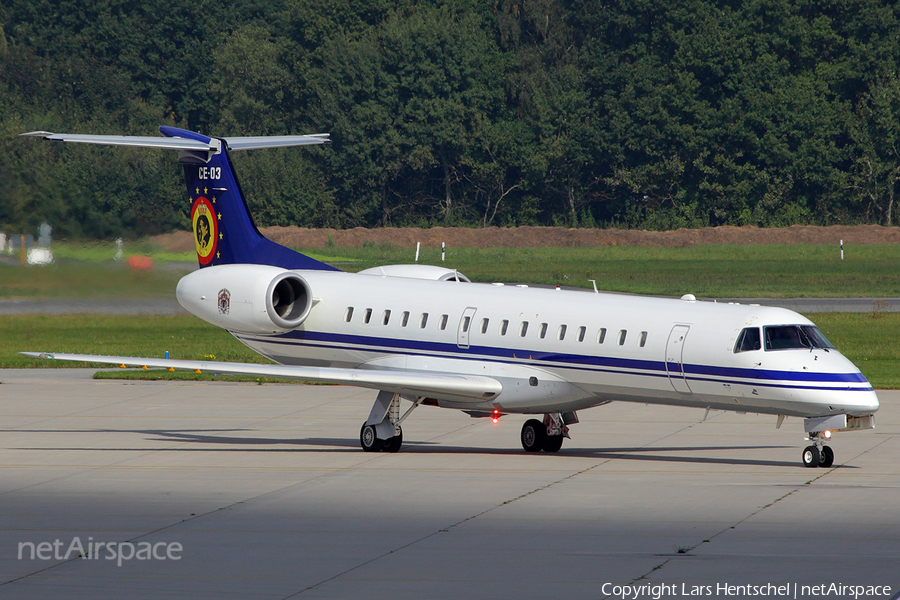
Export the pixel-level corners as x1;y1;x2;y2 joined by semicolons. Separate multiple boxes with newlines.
218;288;230;315
191;196;218;265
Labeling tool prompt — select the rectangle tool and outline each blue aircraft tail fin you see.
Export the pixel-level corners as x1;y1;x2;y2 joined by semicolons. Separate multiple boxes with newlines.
160;126;337;271
22;126;336;271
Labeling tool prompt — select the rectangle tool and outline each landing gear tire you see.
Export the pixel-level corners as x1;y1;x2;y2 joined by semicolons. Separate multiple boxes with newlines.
383;429;403;453
521;419;545;453
802;445;821;468
542;434;564;453
819;445;834;468
360;423;381;452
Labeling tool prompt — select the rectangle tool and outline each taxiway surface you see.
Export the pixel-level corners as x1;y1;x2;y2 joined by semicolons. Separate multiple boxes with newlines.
1;369;897;599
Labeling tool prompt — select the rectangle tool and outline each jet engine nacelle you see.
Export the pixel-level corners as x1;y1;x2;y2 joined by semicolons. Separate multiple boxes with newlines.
176;265;313;334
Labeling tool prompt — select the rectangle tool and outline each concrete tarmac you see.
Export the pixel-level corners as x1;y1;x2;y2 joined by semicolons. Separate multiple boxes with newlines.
0;369;897;599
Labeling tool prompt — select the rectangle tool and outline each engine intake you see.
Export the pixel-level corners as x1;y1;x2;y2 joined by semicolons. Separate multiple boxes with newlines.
267;273;312;329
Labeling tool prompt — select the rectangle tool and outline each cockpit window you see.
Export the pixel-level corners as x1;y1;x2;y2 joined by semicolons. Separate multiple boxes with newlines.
764;325;835;351
734;327;761;353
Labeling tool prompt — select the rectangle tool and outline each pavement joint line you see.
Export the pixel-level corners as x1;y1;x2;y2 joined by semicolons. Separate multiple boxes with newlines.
282;417;704;598
0;384;416;589
599;415;805;594
279;456;618;599
617;433;897;590
0;385;181;498
2;381;161;435
0;426;399;589
821;434;893;477
5;376;894;593
4;384;507;589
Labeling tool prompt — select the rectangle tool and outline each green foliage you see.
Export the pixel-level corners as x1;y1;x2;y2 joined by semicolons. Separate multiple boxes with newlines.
2;0;900;236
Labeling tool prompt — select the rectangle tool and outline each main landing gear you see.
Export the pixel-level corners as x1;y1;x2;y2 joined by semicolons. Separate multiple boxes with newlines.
359;391;422;453
802;432;835;468
520;412;576;453
360;422;402;452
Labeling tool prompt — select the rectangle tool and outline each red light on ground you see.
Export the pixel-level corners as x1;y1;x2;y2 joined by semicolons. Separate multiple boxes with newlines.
492;418;498;424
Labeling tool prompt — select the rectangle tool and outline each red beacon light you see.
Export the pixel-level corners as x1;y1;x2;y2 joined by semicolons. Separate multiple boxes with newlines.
492;409;501;424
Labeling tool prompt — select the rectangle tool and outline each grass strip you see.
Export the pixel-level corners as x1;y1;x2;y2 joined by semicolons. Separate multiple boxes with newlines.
4;244;900;300
1;314;264;368
300;244;900;298
809;312;900;389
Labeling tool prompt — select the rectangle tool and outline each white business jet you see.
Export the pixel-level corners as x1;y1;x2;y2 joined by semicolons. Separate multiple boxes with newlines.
21;128;879;467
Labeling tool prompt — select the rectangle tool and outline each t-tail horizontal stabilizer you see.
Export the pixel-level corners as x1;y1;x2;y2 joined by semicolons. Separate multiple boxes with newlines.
21;127;339;272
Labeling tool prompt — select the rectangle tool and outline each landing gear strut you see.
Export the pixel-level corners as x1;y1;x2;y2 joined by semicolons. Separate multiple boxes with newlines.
359;391;420;453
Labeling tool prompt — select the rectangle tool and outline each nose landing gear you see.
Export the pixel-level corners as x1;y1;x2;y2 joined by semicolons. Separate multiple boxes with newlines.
802;432;835;468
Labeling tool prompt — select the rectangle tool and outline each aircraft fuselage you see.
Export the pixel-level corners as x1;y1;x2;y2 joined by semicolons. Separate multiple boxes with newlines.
177;267;879;421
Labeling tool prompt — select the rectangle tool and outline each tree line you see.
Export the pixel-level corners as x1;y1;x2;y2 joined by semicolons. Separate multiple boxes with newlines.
1;0;898;239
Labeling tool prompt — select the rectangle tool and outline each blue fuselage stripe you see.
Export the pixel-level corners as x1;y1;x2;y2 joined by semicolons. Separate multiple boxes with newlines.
235;329;872;392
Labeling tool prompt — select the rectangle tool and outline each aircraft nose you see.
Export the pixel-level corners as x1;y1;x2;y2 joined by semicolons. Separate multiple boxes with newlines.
854;389;880;414
867;390;880;412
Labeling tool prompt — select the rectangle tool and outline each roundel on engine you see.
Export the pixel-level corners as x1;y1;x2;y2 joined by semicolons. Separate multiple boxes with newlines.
191;196;218;265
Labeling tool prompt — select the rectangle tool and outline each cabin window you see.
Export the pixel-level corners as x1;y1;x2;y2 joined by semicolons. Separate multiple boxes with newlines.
382;310;391;325
344;307;354;323
557;324;567;341
461;316;471;333
401;311;410;327
480;318;490;334
763;325;834;351
577;326;586;342
639;331;648;347
734;327;761;353
440;314;449;331
618;329;627;345
539;323;548;339
500;319;509;335
364;308;373;324
519;321;529;337
420;313;428;328
597;328;607;344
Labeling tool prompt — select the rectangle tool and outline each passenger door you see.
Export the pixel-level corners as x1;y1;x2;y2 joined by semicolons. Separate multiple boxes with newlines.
457;307;477;349
665;325;692;394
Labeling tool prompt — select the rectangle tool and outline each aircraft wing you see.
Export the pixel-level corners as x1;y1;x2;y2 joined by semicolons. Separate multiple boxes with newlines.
20;352;501;404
